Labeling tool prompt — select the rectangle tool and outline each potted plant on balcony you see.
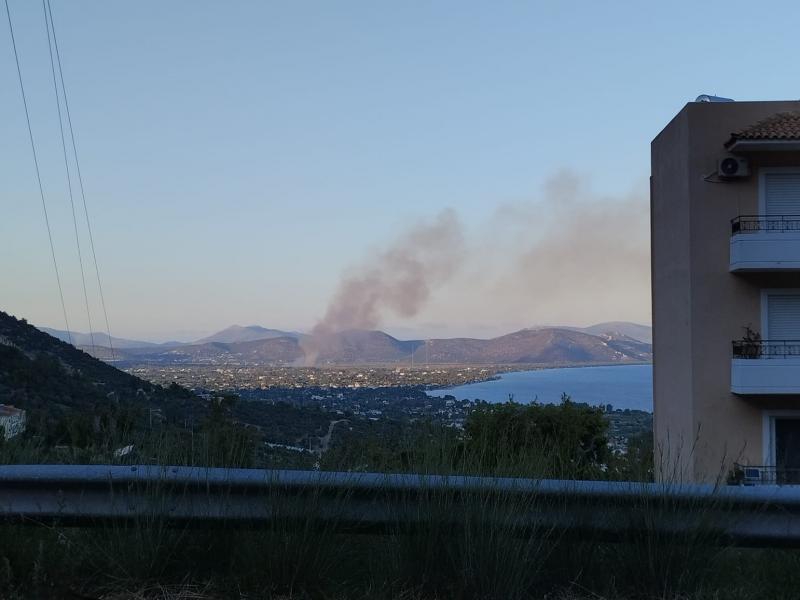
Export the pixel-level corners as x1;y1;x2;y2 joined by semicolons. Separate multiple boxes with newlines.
727;464;745;486
740;325;762;359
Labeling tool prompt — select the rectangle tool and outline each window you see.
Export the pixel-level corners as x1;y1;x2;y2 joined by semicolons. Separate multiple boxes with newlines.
763;292;800;340
772;417;800;483
764;412;800;483
762;171;800;215
767;294;800;339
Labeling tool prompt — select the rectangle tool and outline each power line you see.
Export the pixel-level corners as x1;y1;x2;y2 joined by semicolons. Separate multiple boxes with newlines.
4;0;72;344
45;0;115;360
42;0;95;354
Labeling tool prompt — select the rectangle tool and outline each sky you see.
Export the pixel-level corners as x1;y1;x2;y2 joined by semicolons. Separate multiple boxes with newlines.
3;1;800;342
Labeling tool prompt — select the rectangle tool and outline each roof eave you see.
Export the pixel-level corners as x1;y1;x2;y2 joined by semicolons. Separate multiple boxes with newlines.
726;139;800;153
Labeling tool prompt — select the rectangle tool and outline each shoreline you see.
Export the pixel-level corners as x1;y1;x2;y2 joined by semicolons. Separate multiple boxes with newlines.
424;361;652;390
425;363;653;413
425;361;653;390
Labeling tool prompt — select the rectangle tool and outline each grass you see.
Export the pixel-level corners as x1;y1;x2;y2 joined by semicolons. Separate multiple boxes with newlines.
0;463;794;600
0;410;793;599
4;515;800;599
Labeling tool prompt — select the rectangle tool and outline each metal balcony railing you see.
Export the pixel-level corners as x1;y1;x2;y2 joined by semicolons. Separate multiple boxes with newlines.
732;215;800;236
732;340;800;359
733;464;800;486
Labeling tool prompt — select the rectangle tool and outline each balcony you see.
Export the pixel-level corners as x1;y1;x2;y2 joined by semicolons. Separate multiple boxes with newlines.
730;215;800;272
731;340;800;394
731;464;800;485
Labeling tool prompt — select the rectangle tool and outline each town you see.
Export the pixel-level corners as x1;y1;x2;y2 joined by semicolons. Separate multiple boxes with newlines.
124;364;512;391
120;362;653;458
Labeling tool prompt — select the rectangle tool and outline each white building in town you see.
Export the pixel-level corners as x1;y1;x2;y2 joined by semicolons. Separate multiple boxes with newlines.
0;405;26;440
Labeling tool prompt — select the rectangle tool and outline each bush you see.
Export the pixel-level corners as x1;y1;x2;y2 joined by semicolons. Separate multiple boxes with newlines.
464;395;609;478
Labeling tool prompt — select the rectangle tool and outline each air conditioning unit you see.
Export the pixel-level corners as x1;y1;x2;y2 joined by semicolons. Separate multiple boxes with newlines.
742;467;761;484
718;156;750;179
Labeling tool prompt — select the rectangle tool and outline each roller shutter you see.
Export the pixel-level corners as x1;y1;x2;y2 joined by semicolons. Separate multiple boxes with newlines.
765;173;800;215
767;294;800;339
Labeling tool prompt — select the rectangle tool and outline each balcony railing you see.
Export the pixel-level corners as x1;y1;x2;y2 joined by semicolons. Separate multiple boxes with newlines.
732;340;800;359
733;464;800;485
732;215;800;236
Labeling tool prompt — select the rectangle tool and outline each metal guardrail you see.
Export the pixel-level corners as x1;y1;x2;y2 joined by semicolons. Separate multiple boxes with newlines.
732;215;800;235
732;340;800;359
4;465;800;546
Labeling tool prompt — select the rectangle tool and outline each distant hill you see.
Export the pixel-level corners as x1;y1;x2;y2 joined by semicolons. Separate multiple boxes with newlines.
2;311;201;421
413;328;651;365
312;330;421;364
90;326;650;367
38;323;302;349
577;322;652;344
102;330;413;365
196;325;303;344
42;319;651;367
38;327;162;349
113;336;305;365
540;322;652;344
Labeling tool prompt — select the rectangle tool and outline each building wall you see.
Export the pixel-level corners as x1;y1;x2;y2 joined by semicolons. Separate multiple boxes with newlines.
651;100;800;483
651;108;694;481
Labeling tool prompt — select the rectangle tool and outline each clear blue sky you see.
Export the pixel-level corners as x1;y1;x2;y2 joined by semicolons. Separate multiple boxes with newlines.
3;1;800;341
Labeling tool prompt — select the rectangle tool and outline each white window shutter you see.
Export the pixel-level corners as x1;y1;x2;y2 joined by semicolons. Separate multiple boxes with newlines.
768;295;800;339
765;173;800;215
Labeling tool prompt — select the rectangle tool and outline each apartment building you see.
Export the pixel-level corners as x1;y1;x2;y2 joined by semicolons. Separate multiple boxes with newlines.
652;99;800;484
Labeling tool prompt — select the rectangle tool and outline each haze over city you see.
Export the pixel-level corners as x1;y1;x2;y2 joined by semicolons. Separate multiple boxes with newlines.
3;1;799;341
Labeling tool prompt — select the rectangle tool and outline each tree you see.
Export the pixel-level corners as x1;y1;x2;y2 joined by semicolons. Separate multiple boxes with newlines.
464;394;610;478
199;393;255;467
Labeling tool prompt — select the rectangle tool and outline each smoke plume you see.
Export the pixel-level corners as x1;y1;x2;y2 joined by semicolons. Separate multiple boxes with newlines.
302;171;650;362
406;171;651;335
488;171;650;327
301;209;464;364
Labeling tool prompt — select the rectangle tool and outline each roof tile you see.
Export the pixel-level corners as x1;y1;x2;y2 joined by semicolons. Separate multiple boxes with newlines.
730;111;800;141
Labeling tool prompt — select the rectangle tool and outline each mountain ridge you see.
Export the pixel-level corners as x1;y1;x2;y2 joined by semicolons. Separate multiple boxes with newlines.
562;322;652;344
39;320;652;349
195;324;303;344
79;326;651;367
38;328;164;349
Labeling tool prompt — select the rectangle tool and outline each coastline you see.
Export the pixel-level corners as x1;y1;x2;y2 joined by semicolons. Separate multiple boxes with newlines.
424;360;652;391
425;363;653;413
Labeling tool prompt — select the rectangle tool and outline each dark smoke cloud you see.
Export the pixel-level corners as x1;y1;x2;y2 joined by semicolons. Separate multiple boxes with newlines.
301;209;463;364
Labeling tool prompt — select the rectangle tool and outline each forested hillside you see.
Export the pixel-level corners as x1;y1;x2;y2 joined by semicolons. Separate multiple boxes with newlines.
0;311;206;445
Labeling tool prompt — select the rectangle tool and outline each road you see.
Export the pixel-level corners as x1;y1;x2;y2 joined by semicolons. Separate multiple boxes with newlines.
317;419;348;455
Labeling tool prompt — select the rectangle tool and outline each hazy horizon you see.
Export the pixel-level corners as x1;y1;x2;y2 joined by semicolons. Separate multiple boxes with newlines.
34;318;652;345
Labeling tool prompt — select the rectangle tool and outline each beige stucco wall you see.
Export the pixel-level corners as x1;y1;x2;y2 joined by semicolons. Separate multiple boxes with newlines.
651;100;800;483
651;108;694;481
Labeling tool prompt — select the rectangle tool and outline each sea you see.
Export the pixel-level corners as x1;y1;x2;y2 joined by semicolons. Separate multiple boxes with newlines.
427;364;652;412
